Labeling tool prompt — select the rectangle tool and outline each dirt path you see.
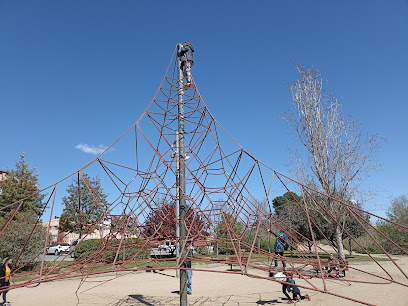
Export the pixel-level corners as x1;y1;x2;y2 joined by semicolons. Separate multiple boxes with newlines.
8;255;408;305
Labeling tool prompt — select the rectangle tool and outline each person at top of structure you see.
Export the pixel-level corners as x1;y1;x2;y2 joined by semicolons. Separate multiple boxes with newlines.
177;41;194;88
268;229;290;271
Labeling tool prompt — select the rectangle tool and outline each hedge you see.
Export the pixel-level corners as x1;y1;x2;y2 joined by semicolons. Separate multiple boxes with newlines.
73;238;149;261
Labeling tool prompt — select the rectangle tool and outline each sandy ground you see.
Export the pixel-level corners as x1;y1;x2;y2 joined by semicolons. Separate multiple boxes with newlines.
7;255;408;306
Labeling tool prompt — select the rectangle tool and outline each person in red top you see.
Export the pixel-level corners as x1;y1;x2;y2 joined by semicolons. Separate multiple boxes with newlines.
0;257;12;306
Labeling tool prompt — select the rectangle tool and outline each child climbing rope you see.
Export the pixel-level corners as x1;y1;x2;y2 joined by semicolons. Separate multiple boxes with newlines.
177;41;194;88
268;229;290;271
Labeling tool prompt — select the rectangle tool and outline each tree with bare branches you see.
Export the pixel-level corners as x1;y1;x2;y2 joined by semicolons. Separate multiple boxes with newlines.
282;64;384;260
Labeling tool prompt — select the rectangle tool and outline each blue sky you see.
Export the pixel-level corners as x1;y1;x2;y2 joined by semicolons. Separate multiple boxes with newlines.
1;1;407;219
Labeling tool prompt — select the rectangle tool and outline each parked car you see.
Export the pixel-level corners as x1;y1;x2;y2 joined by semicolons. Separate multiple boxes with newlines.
68;238;87;258
46;243;70;255
158;241;176;253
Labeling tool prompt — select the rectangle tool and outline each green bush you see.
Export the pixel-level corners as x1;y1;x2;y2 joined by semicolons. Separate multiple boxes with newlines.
73;238;149;261
73;239;100;259
195;246;208;255
346;227;408;255
376;224;408;255
347;234;383;254
0;212;46;271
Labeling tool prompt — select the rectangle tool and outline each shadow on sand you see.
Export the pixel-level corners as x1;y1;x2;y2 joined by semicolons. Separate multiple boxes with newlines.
256;298;285;304
113;294;172;305
113;293;286;305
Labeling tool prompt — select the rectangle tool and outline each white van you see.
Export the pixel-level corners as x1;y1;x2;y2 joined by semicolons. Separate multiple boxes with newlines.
158;241;176;253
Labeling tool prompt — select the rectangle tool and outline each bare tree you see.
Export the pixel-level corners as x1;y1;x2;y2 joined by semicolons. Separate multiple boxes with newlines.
282;64;384;260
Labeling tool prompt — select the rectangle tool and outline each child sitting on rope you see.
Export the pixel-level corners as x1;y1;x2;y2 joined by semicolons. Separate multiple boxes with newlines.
268;229;290;271
281;273;295;303
326;254;340;277
286;275;311;303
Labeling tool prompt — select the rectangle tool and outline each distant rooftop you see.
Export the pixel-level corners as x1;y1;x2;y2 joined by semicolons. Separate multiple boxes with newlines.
0;170;8;181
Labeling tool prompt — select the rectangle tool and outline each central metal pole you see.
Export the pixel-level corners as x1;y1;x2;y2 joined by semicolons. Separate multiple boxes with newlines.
175;131;180;278
177;44;188;306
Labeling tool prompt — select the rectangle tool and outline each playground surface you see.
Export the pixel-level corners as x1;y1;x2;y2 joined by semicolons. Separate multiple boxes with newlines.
8;255;407;305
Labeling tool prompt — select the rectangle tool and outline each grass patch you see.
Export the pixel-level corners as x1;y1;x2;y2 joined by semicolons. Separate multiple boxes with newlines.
12;251;392;283
12;260;74;283
212;251;391;263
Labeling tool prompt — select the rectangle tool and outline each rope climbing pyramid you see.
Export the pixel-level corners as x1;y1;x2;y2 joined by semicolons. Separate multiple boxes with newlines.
1;47;407;305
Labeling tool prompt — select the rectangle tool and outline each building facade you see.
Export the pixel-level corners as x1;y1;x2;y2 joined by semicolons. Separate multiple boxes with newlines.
42;218;111;244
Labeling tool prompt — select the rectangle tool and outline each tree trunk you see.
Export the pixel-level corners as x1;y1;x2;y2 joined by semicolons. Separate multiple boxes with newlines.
348;237;353;256
335;225;345;260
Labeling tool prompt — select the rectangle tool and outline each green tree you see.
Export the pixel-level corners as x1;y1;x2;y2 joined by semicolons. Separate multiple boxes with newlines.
342;201;370;256
240;199;274;252
376;195;408;254
272;191;369;255
273;191;302;220
0;153;45;217
273;192;326;251
0;153;46;270
0;212;46;270
273;192;309;244
59;174;108;237
242;226;272;252
215;213;244;255
386;195;408;226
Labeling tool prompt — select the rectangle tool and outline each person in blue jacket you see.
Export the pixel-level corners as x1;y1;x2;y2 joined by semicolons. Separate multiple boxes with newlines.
178;41;194;86
268;229;290;271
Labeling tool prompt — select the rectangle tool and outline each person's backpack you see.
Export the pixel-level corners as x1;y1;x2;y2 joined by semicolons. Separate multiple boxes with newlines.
278;232;290;250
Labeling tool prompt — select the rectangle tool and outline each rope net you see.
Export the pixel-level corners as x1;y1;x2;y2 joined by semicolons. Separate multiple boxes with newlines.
1;48;407;305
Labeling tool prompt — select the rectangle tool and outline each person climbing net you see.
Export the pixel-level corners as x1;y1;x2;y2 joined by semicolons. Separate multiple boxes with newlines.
177;41;194;89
